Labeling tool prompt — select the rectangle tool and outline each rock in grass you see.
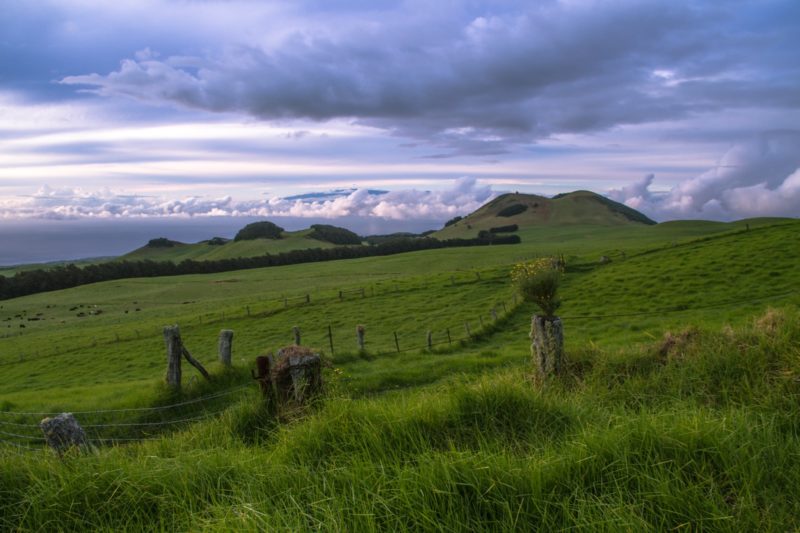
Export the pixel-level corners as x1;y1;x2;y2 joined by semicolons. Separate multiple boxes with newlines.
39;413;88;455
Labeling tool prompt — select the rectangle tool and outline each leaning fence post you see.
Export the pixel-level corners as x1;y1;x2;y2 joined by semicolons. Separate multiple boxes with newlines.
447;328;452;345
218;329;234;366
328;325;335;356
394;331;400;353
293;326;301;346
164;325;182;387
356;325;366;351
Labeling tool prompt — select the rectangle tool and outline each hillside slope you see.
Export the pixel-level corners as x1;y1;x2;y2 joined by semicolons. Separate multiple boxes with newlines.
434;190;656;238
122;228;339;262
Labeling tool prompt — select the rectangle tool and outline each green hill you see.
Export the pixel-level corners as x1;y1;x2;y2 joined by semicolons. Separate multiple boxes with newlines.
434;190;656;239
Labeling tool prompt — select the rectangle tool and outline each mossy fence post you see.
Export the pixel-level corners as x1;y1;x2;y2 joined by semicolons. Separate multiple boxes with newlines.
164;325;182;387
530;315;564;379
218;329;234;366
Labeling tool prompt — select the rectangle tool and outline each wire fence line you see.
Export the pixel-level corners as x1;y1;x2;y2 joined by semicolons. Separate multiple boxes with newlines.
0;269;510;368
1;281;796;454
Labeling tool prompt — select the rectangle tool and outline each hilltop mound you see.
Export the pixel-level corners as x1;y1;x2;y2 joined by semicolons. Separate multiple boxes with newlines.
234;221;285;241
435;190;655;238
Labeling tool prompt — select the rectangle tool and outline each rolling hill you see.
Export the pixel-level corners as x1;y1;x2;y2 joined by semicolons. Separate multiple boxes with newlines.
434;190;656;239
122;227;341;262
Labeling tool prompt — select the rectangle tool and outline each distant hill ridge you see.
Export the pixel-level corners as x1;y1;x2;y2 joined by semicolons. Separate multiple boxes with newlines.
128;190;654;261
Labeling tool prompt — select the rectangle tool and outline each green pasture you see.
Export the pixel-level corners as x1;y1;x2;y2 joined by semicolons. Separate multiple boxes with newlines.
0;217;799;530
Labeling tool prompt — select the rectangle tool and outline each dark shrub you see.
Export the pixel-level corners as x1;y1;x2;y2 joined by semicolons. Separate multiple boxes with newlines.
489;224;518;234
444;216;463;227
308;224;362;245
497;204;528;217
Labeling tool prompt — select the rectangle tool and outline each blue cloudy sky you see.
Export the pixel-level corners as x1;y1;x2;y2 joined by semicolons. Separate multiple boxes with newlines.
1;0;799;223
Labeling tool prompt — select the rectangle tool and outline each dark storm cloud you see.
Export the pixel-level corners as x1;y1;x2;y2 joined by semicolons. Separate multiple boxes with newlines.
59;0;800;152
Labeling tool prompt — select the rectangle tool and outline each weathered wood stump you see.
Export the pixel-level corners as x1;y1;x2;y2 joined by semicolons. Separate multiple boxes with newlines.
272;346;322;403
164;325;182;387
218;329;234;366
530;315;564;380
40;413;88;455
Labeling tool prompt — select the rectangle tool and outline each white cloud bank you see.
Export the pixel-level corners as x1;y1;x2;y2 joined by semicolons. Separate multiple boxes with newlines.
608;131;800;221
0;177;495;221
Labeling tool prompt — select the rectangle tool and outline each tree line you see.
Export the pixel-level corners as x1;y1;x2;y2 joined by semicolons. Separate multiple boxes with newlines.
0;235;520;300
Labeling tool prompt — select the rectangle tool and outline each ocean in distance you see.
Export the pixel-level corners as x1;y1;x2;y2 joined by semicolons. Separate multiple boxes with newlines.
0;216;441;267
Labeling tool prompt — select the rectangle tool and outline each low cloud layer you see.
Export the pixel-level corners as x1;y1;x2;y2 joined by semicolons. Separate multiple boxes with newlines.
0;177;494;222
608;131;800;220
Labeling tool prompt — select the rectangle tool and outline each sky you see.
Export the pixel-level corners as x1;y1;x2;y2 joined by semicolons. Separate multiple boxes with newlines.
1;0;799;225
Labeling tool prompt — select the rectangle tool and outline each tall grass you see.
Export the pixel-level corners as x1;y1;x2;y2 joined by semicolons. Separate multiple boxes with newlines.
1;307;798;531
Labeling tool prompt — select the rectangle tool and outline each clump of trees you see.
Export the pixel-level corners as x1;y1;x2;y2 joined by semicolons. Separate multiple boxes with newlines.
205;237;228;246
146;238;179;248
234;221;284;241
308;224;362;245
444;215;463;227
497;204;528;217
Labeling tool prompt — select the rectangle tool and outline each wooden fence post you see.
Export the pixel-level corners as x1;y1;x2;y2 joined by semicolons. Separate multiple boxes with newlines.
328;325;335;356
164;325;182;387
426;330;433;350
464;321;472;338
446;328;452;345
218;329;234;366
479;315;484;328
394;331;400;353
491;308;498;321
293;326;301;346
356;325;366;351
502;302;507;314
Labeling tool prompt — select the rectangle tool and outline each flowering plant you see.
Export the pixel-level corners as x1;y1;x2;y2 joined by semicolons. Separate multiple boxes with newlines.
511;256;564;317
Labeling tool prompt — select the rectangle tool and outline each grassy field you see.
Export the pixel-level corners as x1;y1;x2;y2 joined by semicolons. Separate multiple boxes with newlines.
0;217;798;530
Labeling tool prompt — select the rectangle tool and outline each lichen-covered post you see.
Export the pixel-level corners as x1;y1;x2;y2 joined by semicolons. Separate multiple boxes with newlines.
530;315;564;379
512;257;566;382
218;329;234;366
293;326;301;346
40;413;88;456
164;325;182;387
356;324;365;351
